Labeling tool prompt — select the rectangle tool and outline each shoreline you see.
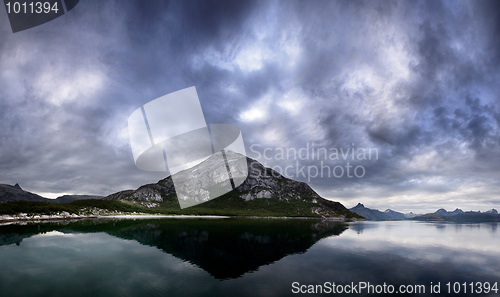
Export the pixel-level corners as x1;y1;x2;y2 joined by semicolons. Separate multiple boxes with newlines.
0;214;98;225
100;214;231;219
0;213;362;223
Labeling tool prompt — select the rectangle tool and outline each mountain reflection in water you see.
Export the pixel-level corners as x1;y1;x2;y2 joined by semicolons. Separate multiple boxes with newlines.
1;220;499;297
0;218;347;279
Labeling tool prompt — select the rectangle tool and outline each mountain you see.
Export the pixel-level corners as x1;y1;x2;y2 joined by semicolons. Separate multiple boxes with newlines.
349;203;406;220
410;213;448;221
384;209;407;220
453;212;500;222
106;151;362;219
404;212;422;218
412;209;500;222
0;183;48;203
434;208;464;216
0;184;103;204
52;195;104;203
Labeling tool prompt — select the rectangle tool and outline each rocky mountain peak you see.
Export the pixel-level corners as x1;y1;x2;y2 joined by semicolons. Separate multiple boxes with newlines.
106;150;359;218
349;204;407;221
435;208;464;217
235;155;320;202
150;151;322;204
0;183;47;203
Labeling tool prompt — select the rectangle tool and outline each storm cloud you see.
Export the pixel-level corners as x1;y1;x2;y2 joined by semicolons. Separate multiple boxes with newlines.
0;0;499;212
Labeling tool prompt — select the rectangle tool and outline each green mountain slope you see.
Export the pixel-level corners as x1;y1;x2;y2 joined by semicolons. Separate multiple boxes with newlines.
106;152;362;219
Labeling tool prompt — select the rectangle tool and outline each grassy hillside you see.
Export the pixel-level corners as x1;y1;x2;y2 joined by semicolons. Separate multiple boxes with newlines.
0;200;147;216
0;191;362;219
158;195;358;218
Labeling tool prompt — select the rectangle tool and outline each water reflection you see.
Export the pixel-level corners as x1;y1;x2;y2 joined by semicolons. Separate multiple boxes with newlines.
0;218;347;279
105;219;347;279
0;220;499;297
348;221;379;234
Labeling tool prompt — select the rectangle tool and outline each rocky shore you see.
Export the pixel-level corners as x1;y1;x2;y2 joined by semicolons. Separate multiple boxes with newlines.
0;212;98;223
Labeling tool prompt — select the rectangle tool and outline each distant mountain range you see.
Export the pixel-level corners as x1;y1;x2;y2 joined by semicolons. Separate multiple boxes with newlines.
0;183;103;203
411;208;500;222
434;208;464;216
349;204;499;222
349;203;411;220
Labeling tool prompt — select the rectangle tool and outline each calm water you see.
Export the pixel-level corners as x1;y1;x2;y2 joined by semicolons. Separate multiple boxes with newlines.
0;219;498;297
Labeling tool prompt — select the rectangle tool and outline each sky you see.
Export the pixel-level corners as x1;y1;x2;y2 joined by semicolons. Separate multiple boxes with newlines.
1;0;499;213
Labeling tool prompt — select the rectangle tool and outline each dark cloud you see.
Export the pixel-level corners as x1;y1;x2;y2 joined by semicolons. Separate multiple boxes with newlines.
477;0;500;67
0;0;499;212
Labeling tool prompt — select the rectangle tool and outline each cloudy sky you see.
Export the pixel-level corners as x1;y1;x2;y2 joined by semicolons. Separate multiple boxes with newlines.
1;0;499;212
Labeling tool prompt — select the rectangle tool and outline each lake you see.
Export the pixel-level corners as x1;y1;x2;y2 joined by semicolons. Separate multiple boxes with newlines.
0;219;498;296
